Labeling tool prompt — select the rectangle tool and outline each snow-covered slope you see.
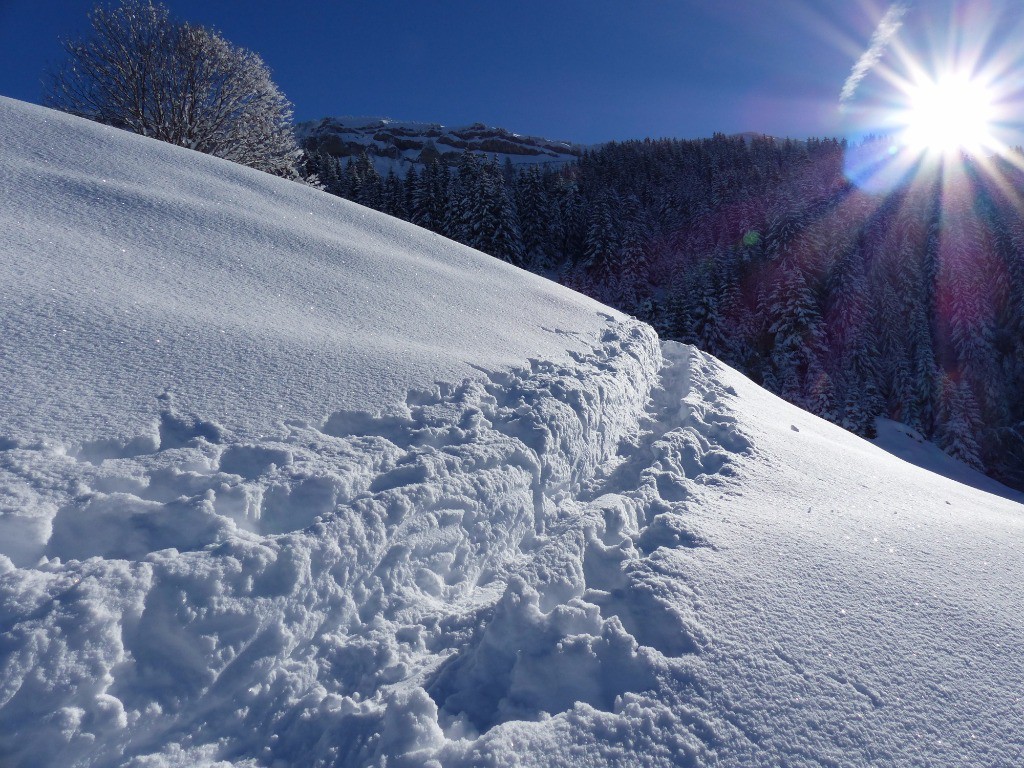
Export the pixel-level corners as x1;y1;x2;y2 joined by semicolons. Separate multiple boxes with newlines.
873;418;1024;501
2;97;1024;767
0;101;610;450
296;116;581;176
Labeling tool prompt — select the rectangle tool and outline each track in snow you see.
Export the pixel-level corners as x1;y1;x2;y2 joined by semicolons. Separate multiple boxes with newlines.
0;322;753;767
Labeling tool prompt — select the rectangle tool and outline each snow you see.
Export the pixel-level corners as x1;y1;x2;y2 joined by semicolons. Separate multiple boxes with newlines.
295;115;581;178
0;98;611;447
873;418;1024;503
2;96;1024;767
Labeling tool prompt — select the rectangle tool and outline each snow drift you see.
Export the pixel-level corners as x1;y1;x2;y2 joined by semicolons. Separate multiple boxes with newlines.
2;97;1024;767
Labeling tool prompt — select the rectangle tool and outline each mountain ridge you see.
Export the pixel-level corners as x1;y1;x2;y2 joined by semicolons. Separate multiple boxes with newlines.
296;115;583;176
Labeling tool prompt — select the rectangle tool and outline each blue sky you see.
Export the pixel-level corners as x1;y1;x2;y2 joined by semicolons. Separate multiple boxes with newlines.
0;1;1018;144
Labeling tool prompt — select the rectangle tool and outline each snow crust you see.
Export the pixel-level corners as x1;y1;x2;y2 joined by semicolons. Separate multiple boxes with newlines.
2;97;1024;767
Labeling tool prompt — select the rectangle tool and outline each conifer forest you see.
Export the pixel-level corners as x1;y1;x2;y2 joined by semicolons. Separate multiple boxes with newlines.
305;137;1024;489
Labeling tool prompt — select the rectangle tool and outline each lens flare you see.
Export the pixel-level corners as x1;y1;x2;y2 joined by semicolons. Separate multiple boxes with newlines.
838;1;1024;193
900;74;996;156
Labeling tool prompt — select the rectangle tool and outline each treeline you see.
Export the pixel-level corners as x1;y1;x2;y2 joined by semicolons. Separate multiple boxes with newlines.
304;137;1024;489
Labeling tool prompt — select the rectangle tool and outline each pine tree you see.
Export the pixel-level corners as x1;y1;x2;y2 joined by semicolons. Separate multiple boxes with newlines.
764;259;827;408
477;158;525;265
343;153;383;210
614;194;650;309
448;152;482;243
937;375;985;470
516;166;555;271
556;179;586;266
321;153;343;195
404;165;420;221
841;328;883;438
382;169;407;220
906;302;938;433
412;160;449;235
582;190;619;289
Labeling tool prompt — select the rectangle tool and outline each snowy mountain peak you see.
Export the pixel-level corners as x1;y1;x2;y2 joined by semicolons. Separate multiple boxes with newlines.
296;114;582;175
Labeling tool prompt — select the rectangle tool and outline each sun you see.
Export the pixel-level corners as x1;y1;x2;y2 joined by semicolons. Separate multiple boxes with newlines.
900;74;997;157
839;4;1024;193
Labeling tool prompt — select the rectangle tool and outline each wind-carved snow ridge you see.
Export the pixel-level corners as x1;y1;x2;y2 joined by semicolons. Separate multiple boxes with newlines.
0;320;754;767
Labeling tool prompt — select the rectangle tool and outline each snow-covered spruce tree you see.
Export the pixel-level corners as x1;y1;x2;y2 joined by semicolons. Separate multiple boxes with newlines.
443;155;524;264
344;154;383;210
448;153;483;244
582;190;620;293
763;258;828;409
411;160;450;237
553;178;586;265
937;374;985;471
907;303;939;434
516;166;555;271
48;0;300;178
382;170;407;220
615;194;651;308
841;329;883;438
403;165;420;221
478;158;524;266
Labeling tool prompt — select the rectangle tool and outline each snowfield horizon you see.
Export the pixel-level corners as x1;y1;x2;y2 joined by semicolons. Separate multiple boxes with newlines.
2;97;1023;767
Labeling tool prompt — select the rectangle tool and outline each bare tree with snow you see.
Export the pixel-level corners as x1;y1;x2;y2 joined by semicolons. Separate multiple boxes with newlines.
48;0;300;178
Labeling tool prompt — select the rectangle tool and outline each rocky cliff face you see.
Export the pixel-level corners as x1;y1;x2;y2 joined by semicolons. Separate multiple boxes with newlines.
296;116;582;174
